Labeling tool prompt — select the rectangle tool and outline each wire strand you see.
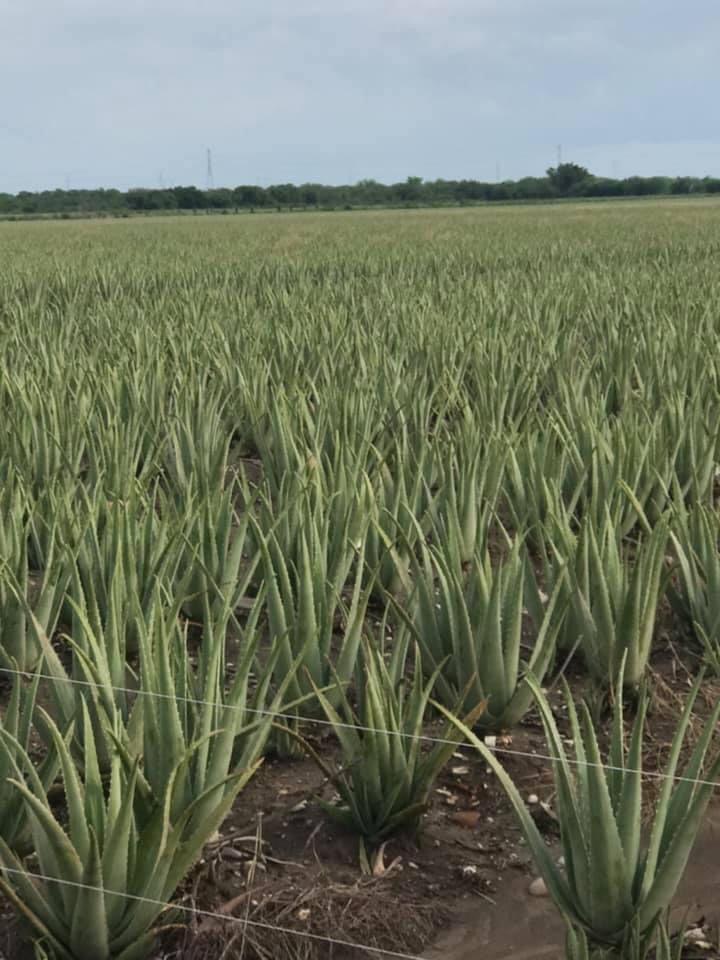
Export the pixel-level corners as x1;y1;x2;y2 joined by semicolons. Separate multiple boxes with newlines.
1;663;719;789
0;865;427;960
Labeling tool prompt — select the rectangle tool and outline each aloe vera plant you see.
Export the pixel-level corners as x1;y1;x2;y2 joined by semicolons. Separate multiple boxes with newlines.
396;534;565;730
0;668;60;852
67;491;182;651
565;914;688;960
257;506;368;720
174;480;258;622
297;640;486;847
503;426;585;544
440;671;720;957
84;396;163;501
36;582;295;798
5;381;87;497
363;436;435;599
0;505;69;672
662;393;719;508
652;916;691;960
252;461;367;597
580;413;678;538
668;503;720;673
36;579;156;779
550;510;669;689
130;595;300;827
426;432;503;565
0;703;257;960
245;388;311;499
164;384;234;499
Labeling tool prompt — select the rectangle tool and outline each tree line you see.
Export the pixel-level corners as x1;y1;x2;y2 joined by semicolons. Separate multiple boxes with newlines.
2;164;719;217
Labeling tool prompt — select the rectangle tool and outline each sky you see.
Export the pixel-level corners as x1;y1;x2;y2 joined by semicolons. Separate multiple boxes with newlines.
2;0;719;192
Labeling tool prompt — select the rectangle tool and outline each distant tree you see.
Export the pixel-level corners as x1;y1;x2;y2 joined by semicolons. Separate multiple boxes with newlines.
233;186;267;208
300;184;320;206
486;182;513;201
2;164;716;219
127;189;156;211
16;192;39;214
618;176;670;197
515;176;554;200
396;176;423;203
172;186;207;210
207;188;233;209
583;177;623;198
126;189;178;212
546;162;592;195
354;179;387;204
645;176;672;195
454;180;485;202
267;183;300;206
314;184;338;206
425;179;456;204
671;177;700;195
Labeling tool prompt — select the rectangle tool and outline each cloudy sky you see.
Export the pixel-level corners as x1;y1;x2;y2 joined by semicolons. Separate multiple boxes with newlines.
2;0;719;192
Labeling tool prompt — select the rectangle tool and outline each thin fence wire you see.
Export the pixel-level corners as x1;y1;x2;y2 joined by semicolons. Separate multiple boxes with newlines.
1;663;719;789
0;865;429;960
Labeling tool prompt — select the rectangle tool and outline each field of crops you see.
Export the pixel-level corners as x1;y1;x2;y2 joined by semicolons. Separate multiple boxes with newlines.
1;199;720;960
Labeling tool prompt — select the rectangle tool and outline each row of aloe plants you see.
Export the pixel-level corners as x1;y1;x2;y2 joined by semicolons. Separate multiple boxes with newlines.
5;460;720;696
2;474;720;957
3;218;720;959
0;585;303;960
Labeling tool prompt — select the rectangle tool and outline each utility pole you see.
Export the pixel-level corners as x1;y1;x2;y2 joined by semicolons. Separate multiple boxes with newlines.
206;149;214;190
557;144;563;168
495;161;501;183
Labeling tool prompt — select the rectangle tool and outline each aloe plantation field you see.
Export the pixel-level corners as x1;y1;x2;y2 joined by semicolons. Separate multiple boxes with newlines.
2;199;720;960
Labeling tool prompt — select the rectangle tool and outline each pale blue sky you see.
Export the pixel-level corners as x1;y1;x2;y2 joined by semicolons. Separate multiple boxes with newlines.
2;0;719;192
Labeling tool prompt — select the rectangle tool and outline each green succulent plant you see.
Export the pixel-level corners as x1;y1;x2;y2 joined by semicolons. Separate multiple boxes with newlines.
439;670;720;957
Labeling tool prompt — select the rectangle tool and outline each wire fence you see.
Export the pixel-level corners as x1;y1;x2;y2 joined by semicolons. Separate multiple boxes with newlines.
0;661;718;959
0;866;429;960
1;663;718;789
